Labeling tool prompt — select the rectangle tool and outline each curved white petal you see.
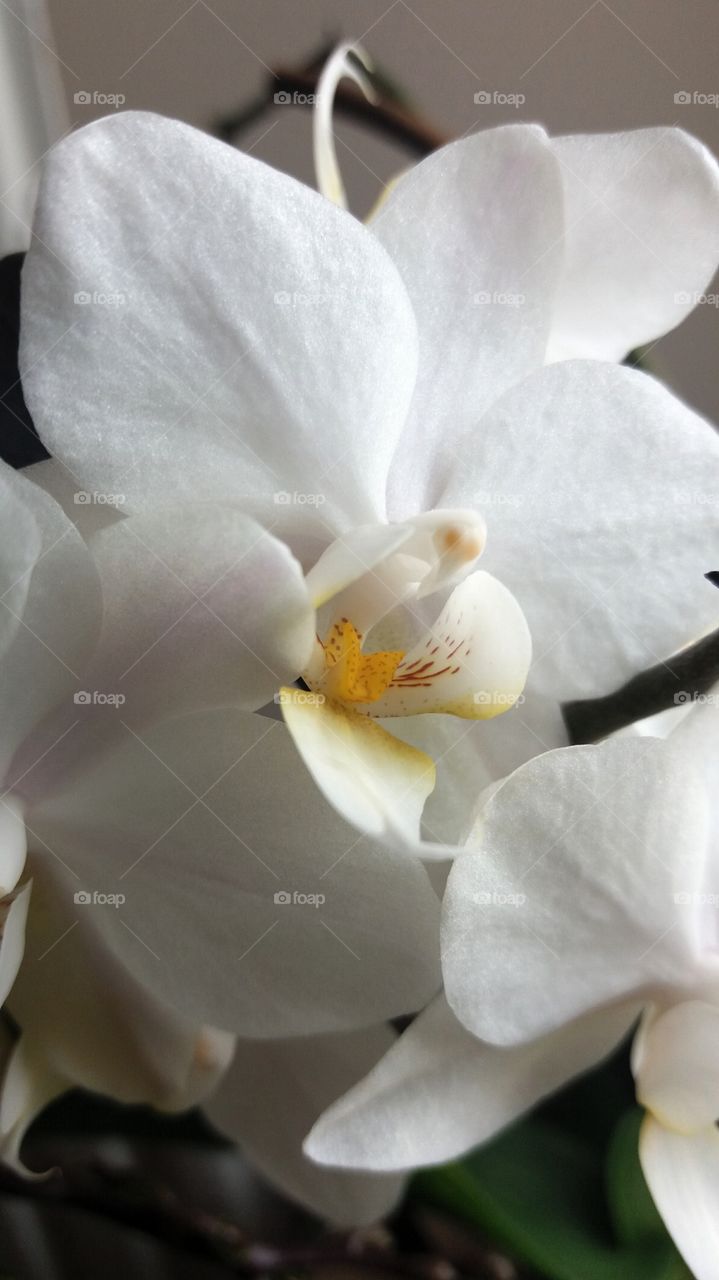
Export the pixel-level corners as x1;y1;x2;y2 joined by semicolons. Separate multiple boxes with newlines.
0;880;31;1008
0;1033;65;1172
440;359;719;700
375;125;564;517
0;797;26;897
363;571;531;719
547;128;719;362
640;1117;719;1280
26;708;441;1037
0;464;102;779
442;737;710;1046
635;1000;719;1134
21;111;418;530
280;691;436;850
306;994;638;1172
313;43;377;209
206;1025;405;1225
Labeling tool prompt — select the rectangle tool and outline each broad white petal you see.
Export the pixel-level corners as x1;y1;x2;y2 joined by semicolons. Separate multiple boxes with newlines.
280;691;437;850
363;572;531;719
21;112;418;529
0;464;102;778
206;1026;404;1225
547;128;719;362
635;1000;719;1134
442;737;710;1046
306;994;638;1171
440;360;719;700
640;1117;719;1280
375;126;564;517
27;708;441;1036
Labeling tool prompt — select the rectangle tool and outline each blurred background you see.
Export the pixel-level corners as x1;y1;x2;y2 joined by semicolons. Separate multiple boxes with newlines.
2;0;719;422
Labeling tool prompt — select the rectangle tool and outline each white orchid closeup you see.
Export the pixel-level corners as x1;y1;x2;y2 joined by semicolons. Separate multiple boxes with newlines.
15;109;719;857
307;698;719;1275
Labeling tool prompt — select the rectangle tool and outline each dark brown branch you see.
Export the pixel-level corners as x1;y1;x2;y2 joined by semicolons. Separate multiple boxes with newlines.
563;612;719;744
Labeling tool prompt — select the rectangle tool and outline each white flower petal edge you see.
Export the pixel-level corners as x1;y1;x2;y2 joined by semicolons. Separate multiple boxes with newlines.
20;111;419;531
546;128;719;362
205;1025;405;1226
305;993;638;1172
313;42;378;210
439;359;719;701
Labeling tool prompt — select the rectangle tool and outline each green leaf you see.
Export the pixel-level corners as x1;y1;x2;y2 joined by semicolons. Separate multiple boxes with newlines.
605;1107;664;1246
411;1116;687;1280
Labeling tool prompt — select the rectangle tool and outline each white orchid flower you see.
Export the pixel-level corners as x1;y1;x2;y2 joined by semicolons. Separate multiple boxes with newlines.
15;110;719;854
307;700;719;1275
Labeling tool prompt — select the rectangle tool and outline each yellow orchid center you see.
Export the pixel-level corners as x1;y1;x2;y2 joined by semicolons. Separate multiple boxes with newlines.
320;618;404;703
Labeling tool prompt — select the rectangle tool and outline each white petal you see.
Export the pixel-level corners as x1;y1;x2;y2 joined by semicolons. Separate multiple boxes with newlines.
0;880;30;1008
442;737;710;1046
375;125;564;517
547;128;719;362
21;112;418;529
635;1000;719;1134
364;572;531;720
306;994;638;1171
640;1117;719;1280
0;796;26;897
280;690;437;850
0;1034;65;1172
440;359;719;700
206;1025;405;1225
0;464;102;778
27;708;441;1036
